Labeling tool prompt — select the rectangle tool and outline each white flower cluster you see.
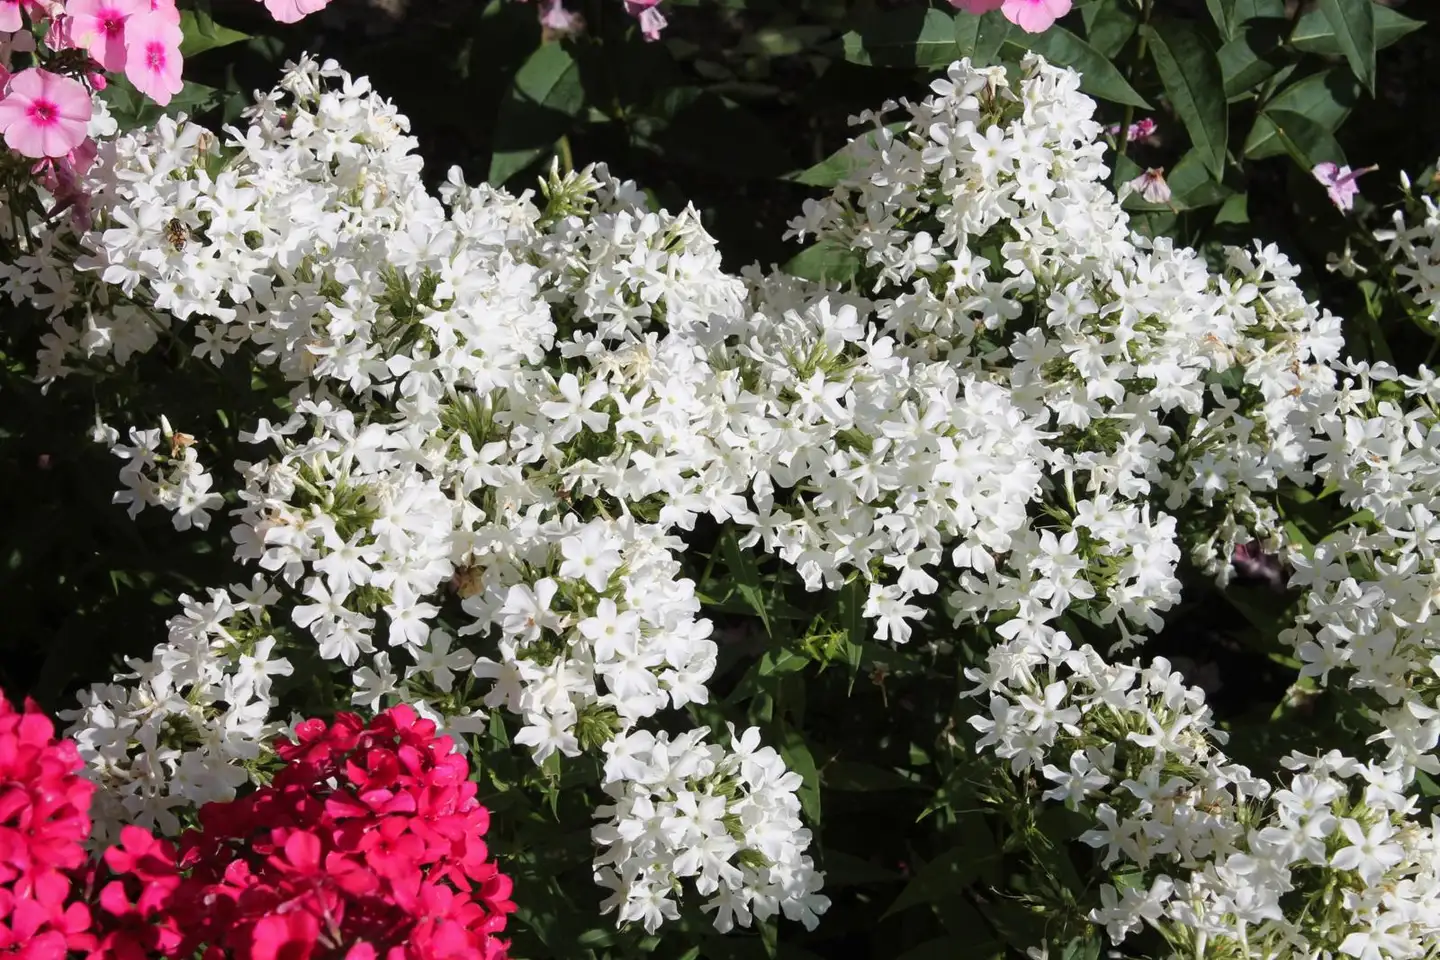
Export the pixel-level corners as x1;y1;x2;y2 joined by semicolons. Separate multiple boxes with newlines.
11;55;825;932
63;582;292;845
784;59;1342;644
1276;358;1440;782
967;629;1440;958
1377;168;1440;330
458;516;719;763
593;726;827;935
94;415;225;531
805;60;1440;959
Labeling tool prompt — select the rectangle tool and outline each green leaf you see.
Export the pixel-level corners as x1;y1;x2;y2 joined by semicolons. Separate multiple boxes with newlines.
178;9;249;58
1205;0;1237;40
758;648;810;676
1215;191;1249;224
718;526;774;637
1205;0;1285;38
1082;0;1137;59
784;122;906;188
1264;108;1346;169
1224;581;1300;640
1218;18;1289;99
895;937;1002;960
779;729;822;823
1060;934;1104;960
167;81;220;116
739;24;833;57
819;849;901;887
953;8;1011;65
1007;26;1149;108
1317;0;1376;94
635;89;793;180
101;77;218;130
883;828;999;919
1234;0;1287;18
1244;68;1359;159
841;7;962;68
488;43;584;186
784;239;862;285
1143;20;1228;179
835;577;868;689
822;760;925;792
1291;2;1421;56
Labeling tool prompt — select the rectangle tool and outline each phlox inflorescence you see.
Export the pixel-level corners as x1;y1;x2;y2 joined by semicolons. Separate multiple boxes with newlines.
0;0;332;237
6;39;1440;957
781;56;1341;650
96;415;225;531
7;54;831;935
0;692;516;960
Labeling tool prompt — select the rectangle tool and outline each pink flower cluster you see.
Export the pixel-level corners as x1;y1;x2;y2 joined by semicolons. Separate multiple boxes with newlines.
0;693;516;960
0;0;333;164
1107;117;1158;142
0;696;96;958
0;0;183;164
68;0;184;106
949;0;1071;34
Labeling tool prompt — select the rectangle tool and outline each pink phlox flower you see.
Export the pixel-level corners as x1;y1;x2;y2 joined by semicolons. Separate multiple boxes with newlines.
144;0;179;25
34;12;75;50
950;0;1070;33
1130;117;1157;139
67;0;143;72
1122;167;1171;205
949;0;1004;12
0;0;27;34
1108;117;1158;141
623;0;665;40
0;68;92;159
1002;0;1070;32
1312;161;1377;213
34;138;98;227
122;11;182;106
538;0;582;35
0;27;36;56
260;0;330;24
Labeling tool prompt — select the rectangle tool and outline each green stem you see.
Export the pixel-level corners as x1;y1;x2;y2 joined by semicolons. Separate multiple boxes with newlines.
1116;0;1154;167
556;134;574;176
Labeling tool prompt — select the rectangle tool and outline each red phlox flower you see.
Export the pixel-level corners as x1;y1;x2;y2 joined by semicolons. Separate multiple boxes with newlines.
0;693;96;959
93;706;515;960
